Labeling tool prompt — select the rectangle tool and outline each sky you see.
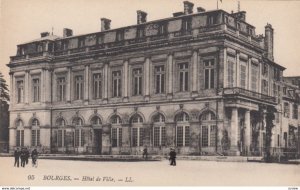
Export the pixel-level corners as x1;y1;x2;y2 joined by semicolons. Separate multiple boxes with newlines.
0;0;300;87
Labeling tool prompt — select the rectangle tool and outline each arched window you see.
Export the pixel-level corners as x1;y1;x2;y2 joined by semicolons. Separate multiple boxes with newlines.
16;119;24;147
56;118;66;126
72;117;83;126
130;114;144;147
200;111;217;148
91;116;102;125
152;113;166;147
110;115;122;148
131;114;143;123
175;112;190;147
110;115;122;124
31;118;40;147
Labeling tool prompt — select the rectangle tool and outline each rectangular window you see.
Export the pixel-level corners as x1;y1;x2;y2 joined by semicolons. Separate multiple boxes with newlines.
139;128;145;147
153;126;166;147
75;129;80;147
93;73;102;99
262;79;268;95
204;59;215;89
133;68;143;96
16;80;24;103
240;63;246;89
251;63;258;92
176;126;184;147
57;130;63;147
227;58;235;88
202;126;209;147
31;130;40;146
179;63;189;92
112;71;122;97
57;77;66;101
16;130;24;147
75;75;84;100
32;78;40;102
112;128;122;147
154;65;165;94
182;18;191;31
210;125;217;147
293;104;298;119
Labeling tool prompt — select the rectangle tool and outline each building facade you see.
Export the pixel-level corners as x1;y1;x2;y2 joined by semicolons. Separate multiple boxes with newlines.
8;1;298;156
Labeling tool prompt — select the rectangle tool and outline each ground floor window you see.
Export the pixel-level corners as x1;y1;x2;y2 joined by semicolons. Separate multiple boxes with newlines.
176;125;189;147
31;129;40;146
57;129;66;147
112;128;122;147
74;129;86;147
153;126;166;147
201;125;216;147
131;127;145;147
16;130;24;147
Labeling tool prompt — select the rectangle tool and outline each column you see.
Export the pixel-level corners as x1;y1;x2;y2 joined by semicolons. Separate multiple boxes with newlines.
9;72;14;106
165;122;175;147
25;71;29;104
223;48;227;88
123;60;129;102
191;50;198;96
167;52;173;99
236;51;240;88
230;107;239;155
45;69;51;103
102;124;111;154
66;67;71;103
84;64;89;104
41;69;45;103
258;60;262;93
144;57;150;101
248;57;252;90
9;128;16;152
244;110;251;155
103;62;108;103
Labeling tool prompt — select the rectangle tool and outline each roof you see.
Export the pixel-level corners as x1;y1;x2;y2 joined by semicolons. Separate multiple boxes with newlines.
20;35;61;45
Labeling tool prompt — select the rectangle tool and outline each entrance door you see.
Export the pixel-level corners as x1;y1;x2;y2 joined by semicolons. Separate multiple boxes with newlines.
94;129;102;154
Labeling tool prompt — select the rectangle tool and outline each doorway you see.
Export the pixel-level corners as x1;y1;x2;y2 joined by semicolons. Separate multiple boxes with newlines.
94;129;102;154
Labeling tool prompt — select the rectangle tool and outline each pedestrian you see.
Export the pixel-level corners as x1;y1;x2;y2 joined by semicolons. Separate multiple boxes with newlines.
169;148;176;166
14;148;20;167
20;148;26;167
142;147;148;159
25;148;30;165
31;149;38;167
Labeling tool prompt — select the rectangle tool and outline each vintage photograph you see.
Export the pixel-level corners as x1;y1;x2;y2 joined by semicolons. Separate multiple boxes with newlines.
0;0;299;188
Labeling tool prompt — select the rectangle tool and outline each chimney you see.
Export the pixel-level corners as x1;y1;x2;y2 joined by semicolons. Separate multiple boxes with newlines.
63;28;73;37
40;32;50;38
101;18;111;31
183;1;194;14
197;7;205;13
264;23;274;61
137;10;147;24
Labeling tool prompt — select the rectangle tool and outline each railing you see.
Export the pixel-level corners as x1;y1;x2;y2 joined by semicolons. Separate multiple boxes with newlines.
223;87;276;103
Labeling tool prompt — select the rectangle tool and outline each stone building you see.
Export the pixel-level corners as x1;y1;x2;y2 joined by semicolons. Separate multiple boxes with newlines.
8;1;292;156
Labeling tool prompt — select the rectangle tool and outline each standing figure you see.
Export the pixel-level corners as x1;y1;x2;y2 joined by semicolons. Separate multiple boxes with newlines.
25;148;30;165
142;147;148;159
14;148;20;167
31;149;38;167
20;148;26;167
169;148;176;166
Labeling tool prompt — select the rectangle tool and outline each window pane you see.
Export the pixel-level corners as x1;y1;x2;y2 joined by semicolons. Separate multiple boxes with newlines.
185;126;190;146
154;127;160;147
205;69;209;89
210;69;214;88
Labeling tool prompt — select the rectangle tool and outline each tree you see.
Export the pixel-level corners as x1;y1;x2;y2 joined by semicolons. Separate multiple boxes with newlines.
0;71;9;153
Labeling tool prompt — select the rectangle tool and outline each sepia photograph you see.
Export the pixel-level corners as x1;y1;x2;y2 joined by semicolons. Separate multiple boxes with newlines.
0;0;299;189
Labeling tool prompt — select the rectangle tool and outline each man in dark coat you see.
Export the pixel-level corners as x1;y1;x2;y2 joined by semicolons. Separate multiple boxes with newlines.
142;147;148;159
31;149;38;167
20;148;26;167
25;148;30;165
169;148;176;166
14;148;20;167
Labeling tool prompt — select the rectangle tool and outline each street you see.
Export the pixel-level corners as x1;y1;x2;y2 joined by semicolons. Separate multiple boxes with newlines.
0;157;299;186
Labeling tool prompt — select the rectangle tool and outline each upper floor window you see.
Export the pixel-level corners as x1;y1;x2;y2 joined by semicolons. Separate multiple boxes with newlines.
284;102;290;118
154;65;165;94
74;75;84;100
16;80;24;103
137;27;145;38
32;78;40;102
159;23;167;35
116;30;124;41
112;70;122;97
182;18;192;31
57;77;66;102
240;62;247;89
262;79;268;95
262;63;268;76
132;68;143;96
93;73;102;99
204;59;215;89
179;63;189;92
251;63;259;92
78;38;85;48
208;15;218;25
293;104;298;119
227;57;235;88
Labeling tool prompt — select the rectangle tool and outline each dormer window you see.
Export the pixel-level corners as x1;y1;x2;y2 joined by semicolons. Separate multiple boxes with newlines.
159;23;167;35
116;30;124;41
78;38;85;48
182;18;192;31
208;15;217;25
